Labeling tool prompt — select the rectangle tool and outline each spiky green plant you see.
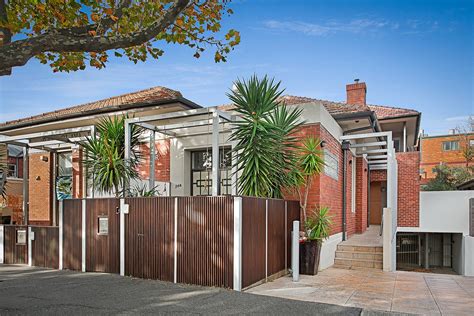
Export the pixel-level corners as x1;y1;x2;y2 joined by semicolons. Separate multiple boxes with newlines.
305;207;332;242
228;75;303;198
81;116;143;197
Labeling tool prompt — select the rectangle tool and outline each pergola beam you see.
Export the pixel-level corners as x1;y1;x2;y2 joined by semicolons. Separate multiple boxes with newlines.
350;141;387;148
367;155;388;159
340;131;391;140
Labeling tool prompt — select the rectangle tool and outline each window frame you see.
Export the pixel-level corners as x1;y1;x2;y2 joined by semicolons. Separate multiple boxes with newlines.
442;141;459;151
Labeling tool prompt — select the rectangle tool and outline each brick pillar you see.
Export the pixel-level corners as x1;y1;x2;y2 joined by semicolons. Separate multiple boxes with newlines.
28;152;53;225
396;152;420;227
72;148;83;198
356;157;368;233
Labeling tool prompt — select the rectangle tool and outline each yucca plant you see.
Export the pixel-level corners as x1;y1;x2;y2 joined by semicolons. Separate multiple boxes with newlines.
81;116;143;197
228;75;303;198
305;207;332;242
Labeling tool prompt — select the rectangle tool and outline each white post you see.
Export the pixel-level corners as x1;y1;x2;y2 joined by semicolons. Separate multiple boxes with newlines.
0;225;3;264
211;111;219;196
285;201;288;271
231;139;238;196
149;131;156;190
59;200;63;270
173;197;178;283
265;199;268;280
124;121;131;196
28;226;32;266
383;207;392;272
120;198;126;276
81;199;86;272
292;220;300;282
233;197;242;291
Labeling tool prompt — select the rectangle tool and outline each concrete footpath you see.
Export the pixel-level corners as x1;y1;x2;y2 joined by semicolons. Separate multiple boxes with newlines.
0;265;364;315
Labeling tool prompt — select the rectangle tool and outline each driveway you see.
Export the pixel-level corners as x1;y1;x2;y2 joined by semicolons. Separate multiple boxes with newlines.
247;267;474;315
0;265;363;315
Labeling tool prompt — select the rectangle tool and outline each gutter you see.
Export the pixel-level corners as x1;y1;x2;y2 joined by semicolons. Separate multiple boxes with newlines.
0;96;202;132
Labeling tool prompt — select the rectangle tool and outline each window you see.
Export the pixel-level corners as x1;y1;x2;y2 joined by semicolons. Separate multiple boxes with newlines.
324;150;339;180
56;153;73;200
470;139;474;148
7;163;17;178
442;141;459;151
191;148;232;196
393;138;401;152
351;159;356;213
98;217;108;235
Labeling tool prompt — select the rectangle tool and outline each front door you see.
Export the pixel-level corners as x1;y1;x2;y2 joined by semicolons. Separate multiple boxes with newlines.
369;181;386;225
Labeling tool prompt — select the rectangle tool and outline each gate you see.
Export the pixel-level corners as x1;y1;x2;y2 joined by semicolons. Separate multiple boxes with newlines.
396;233;420;269
125;197;174;281
30;226;59;269
3;225;28;264
86;198;120;273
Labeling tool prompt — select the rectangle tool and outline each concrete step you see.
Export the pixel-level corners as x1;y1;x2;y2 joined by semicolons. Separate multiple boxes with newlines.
335;251;383;261
334;258;383;269
336;245;383;253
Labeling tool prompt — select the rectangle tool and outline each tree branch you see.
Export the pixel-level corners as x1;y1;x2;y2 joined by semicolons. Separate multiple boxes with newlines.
0;0;12;75
0;0;190;75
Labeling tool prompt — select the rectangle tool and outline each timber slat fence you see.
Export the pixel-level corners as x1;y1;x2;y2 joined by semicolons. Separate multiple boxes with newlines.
1;196;300;291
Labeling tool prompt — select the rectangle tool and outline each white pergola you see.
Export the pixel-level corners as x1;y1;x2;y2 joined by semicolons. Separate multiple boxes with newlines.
124;107;235;197
340;131;398;272
0;125;95;224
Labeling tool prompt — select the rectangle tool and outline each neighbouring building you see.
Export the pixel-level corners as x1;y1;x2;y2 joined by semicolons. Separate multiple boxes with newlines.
420;131;474;180
0;145;23;224
1;80;473;275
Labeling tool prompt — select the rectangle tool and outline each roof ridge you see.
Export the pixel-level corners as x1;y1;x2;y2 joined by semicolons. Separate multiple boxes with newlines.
368;103;419;113
1;86;181;126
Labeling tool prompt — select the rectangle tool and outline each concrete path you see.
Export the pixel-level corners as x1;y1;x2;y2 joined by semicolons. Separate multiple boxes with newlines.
0;265;363;315
247;267;474;315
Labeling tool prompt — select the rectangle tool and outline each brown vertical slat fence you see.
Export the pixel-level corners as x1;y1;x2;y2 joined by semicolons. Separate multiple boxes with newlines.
241;197;266;288
286;200;301;268
3;225;28;264
63;199;82;271
86;198;120;273
125;197;174;281
177;196;234;288
267;199;286;276
31;226;59;269
2;196;300;291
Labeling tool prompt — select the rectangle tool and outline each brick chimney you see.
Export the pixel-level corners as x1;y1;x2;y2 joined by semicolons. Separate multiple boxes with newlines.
346;79;367;106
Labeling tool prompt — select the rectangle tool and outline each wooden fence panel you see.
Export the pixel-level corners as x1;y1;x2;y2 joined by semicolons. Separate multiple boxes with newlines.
31;226;59;269
267;199;286;276
3;225;28;264
125;197;174;281
177;196;234;288
63;199;82;271
286;200;300;268
86;198;120;274
241;197;266;289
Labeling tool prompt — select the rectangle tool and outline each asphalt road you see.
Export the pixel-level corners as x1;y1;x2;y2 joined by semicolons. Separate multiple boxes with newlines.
0;265;363;315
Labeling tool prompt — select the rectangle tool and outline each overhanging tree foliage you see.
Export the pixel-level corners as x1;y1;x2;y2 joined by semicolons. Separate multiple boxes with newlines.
423;164;474;191
0;0;240;75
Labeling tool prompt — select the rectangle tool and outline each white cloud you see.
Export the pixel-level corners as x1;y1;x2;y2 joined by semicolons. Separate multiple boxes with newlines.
263;18;441;36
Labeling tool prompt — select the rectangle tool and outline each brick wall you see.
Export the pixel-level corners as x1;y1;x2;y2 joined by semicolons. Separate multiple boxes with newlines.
356;157;368;233
421;134;474;179
370;169;387;182
28;152;53;225
396;152;420;227
137;139;171;182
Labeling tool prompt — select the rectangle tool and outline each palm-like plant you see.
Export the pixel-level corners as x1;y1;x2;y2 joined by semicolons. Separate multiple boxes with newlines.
290;136;325;223
305;207;332;242
228;75;303;198
81;116;143;197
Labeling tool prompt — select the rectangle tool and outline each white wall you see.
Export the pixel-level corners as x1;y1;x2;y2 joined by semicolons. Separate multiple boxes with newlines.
319;232;342;271
398;191;474;235
463;236;474;276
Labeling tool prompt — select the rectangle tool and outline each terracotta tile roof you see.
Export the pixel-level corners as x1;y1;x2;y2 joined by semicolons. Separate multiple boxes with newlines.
0;86;184;130
368;104;420;119
219;95;420;120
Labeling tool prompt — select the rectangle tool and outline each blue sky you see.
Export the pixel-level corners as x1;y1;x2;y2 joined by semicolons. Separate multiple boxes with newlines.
0;0;472;135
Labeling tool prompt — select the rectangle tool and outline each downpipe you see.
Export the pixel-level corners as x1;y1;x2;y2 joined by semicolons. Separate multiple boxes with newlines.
341;141;351;241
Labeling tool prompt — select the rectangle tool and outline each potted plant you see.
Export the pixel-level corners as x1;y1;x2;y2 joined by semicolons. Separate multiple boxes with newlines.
300;207;332;275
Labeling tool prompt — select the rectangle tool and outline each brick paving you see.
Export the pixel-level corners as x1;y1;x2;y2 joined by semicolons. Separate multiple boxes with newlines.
247;268;474;315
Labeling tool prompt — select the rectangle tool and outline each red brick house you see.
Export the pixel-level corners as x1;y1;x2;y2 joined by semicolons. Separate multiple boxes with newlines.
0;81;425;272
